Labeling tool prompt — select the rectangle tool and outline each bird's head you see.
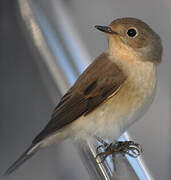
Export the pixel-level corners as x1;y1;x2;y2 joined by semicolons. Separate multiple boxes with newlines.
95;17;163;64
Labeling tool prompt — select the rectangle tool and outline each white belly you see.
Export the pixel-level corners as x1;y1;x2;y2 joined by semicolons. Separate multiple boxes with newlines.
71;88;156;142
70;61;157;141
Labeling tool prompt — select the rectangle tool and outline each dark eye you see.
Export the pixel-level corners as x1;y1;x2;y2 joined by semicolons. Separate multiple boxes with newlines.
127;28;137;37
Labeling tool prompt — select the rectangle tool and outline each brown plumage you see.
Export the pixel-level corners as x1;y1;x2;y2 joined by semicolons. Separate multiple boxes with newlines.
33;53;126;143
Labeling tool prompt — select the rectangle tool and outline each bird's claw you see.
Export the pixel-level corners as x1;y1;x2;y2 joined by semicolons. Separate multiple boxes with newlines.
96;140;143;163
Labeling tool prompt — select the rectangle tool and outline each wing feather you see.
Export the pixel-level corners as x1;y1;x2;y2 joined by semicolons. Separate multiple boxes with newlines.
33;53;126;143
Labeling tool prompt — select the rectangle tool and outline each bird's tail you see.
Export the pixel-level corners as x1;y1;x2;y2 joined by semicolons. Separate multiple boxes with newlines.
4;142;41;176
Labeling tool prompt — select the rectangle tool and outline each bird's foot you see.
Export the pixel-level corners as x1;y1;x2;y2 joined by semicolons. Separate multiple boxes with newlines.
95;136;109;153
96;140;143;163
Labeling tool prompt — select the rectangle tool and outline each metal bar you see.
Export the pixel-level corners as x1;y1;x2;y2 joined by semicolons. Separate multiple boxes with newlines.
17;0;154;179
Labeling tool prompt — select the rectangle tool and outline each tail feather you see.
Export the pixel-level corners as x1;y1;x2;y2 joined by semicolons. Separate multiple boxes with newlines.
4;143;41;176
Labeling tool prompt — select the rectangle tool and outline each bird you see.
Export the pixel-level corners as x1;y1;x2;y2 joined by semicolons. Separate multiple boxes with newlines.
4;17;163;175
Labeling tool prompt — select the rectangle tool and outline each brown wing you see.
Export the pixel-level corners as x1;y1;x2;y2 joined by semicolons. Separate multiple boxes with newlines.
33;53;126;143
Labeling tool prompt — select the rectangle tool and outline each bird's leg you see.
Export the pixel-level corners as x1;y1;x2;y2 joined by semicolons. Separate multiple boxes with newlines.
95;136;108;146
95;139;143;163
94;136;111;154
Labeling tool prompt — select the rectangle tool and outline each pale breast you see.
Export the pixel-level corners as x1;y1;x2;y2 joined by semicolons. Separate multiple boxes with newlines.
71;60;157;141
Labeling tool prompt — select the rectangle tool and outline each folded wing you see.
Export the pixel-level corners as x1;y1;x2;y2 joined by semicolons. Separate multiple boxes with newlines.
33;53;126;143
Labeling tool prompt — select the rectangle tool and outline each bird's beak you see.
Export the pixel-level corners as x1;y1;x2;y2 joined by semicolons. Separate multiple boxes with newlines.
95;25;117;34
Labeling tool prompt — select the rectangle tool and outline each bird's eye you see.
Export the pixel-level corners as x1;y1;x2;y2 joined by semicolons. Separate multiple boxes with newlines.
127;28;137;38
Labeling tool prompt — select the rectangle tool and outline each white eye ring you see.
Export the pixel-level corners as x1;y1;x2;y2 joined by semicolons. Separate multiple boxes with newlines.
127;27;138;38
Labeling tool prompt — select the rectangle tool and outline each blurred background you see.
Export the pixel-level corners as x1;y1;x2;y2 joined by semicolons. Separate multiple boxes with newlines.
0;0;170;179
